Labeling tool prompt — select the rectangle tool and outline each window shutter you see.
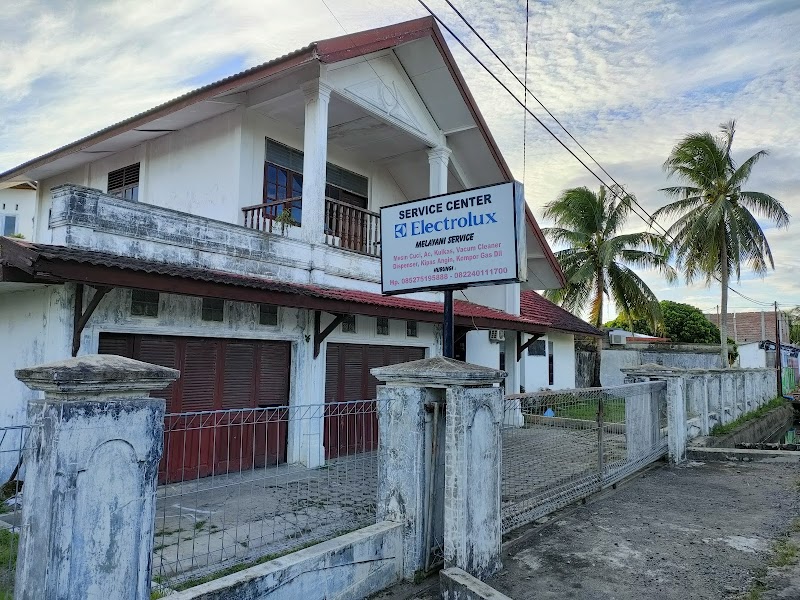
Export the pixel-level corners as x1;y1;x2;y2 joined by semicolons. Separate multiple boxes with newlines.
255;342;291;407
107;163;140;192
325;163;368;197
324;344;340;403
181;340;218;412
98;333;134;358
138;338;178;410
222;343;256;409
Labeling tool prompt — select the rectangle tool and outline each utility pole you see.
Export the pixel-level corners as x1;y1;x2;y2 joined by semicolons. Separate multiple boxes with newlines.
775;301;783;397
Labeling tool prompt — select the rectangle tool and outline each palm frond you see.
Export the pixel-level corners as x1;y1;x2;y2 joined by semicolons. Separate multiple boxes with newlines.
737;191;789;228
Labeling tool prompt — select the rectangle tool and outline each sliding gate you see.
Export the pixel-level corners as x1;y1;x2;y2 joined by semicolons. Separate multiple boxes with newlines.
501;381;668;534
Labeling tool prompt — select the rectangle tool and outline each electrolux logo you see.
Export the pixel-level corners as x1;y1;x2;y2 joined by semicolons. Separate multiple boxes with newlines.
395;223;408;238
406;211;497;236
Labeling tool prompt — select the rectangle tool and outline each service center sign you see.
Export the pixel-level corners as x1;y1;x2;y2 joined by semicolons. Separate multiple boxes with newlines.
380;181;526;294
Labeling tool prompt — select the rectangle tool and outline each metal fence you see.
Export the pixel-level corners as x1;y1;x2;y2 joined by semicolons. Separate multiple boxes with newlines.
152;399;385;592
0;425;30;600
501;381;667;534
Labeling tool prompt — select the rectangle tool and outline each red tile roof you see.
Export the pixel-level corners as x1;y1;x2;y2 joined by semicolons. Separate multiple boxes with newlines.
520;290;601;336
1;239;554;334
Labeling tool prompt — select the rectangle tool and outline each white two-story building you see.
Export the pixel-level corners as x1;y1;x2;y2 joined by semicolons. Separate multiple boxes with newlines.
0;17;598;477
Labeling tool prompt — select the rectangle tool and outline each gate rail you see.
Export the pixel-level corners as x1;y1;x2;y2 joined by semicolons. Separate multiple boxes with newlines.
501;381;667;534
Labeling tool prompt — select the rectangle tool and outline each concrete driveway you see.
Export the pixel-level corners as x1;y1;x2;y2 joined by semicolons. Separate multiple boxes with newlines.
375;458;800;600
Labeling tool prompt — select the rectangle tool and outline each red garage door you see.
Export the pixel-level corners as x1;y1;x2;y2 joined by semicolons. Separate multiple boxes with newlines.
324;343;425;459
99;334;291;482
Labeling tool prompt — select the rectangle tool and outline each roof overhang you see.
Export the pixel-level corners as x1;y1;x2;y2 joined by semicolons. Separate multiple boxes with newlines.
0;238;550;335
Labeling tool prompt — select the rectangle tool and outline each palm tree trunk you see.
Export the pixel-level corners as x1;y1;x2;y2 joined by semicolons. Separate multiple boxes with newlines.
719;240;729;368
592;273;604;387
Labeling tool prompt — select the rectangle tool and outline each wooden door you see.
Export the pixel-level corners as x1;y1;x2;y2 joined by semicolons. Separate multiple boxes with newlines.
99;333;290;483
324;343;425;458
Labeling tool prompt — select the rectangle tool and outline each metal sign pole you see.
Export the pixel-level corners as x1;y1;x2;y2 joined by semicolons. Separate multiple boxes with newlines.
444;289;454;358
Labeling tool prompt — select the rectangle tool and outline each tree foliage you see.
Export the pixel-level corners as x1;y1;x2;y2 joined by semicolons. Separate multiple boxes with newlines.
654;120;789;367
542;185;676;331
604;300;720;343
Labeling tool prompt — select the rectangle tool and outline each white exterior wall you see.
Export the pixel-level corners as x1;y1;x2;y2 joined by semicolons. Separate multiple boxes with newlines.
34;165;88;242
738;343;767;369
521;332;576;391
0;188;36;240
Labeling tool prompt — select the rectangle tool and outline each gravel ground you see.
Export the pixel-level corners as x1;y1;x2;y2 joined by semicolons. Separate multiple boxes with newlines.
373;458;800;600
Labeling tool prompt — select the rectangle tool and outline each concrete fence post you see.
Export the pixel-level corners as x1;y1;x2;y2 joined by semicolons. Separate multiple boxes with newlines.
665;376;688;463
372;357;506;581
14;354;179;600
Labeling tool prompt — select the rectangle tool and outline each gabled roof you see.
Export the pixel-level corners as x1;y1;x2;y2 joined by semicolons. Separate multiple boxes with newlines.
0;17;565;289
520;290;602;336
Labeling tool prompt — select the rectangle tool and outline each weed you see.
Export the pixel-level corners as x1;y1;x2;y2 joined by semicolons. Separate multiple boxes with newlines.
790;518;800;533
771;539;799;567
155;527;184;537
711;397;787;436
194;520;206;531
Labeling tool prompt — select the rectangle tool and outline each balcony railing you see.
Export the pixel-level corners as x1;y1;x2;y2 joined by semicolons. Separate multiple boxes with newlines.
242;197;381;258
242;197;302;234
324;198;381;257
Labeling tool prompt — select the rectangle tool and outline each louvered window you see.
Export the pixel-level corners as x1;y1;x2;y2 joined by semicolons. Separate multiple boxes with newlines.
107;163;140;201
202;298;224;322
259;304;278;326
264;138;368;209
131;290;159;317
376;317;389;336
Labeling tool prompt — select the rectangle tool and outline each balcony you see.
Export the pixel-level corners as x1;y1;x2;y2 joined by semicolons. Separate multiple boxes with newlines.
242;197;381;258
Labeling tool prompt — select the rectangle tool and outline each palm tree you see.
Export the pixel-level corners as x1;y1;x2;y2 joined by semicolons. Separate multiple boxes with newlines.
653;120;789;368
543;186;676;385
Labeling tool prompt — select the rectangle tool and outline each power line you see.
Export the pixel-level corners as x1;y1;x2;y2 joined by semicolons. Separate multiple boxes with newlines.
522;0;529;182
416;0;775;308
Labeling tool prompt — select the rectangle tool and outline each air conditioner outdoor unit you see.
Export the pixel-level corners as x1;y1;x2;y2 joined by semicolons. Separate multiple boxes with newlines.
609;333;627;346
488;329;505;343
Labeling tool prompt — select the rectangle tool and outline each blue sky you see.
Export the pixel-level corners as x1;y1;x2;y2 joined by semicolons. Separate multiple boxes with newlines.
1;0;797;320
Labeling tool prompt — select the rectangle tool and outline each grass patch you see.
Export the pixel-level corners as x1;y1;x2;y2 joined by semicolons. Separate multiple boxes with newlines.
771;539;799;567
194;520;206;531
0;529;19;599
710;397;787;437
557;399;626;423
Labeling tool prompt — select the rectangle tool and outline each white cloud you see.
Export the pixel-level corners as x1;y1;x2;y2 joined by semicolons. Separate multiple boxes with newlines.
1;0;798;317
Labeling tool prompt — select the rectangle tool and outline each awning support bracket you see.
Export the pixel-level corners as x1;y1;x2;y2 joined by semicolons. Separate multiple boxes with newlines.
517;332;543;362
314;311;346;359
72;283;111;356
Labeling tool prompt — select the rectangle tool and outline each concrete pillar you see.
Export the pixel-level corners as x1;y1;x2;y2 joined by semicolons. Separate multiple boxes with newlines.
625;383;659;459
286;310;326;468
665;376;687;463
372;357;506;581
14;354;178;600
427;146;451;196
444;383;504;578
300;78;333;245
700;373;711;435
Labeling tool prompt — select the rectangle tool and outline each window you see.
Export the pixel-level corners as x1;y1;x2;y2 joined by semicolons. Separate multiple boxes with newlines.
202;298;224;322
376;317;389;335
527;340;546;356
264;139;369;223
341;315;356;333
259;304;278;326
548;341;555;386
406;321;418;337
130;290;159;317
1;215;16;236
107;163;140;201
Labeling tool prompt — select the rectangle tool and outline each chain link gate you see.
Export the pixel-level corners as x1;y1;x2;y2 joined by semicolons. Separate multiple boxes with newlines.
501;381;667;534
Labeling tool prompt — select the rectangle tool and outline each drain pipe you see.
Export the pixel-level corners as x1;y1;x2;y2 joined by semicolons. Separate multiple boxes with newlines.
423;401;440;572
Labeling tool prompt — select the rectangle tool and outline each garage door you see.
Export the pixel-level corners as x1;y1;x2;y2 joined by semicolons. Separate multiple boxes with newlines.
99;333;291;482
324;343;425;458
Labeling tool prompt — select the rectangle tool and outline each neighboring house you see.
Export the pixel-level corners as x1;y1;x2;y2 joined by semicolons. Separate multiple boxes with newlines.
0;18;567;475
738;340;798;393
0;181;36;239
517;291;601;390
706;310;789;345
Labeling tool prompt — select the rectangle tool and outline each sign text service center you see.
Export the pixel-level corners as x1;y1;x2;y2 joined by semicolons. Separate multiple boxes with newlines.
380;182;526;294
